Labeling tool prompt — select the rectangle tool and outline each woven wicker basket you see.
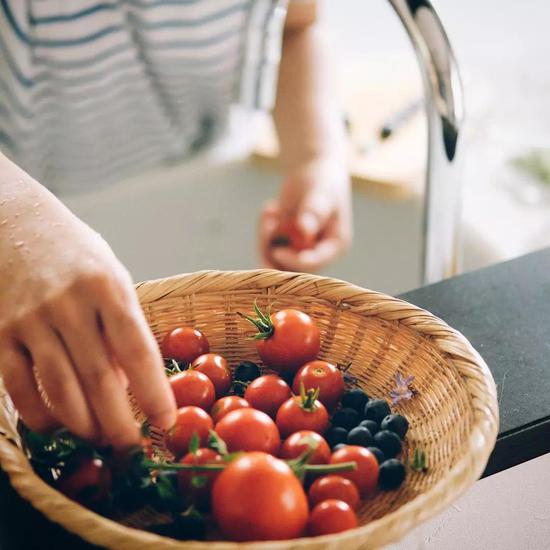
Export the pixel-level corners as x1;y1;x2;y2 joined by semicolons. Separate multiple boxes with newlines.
0;269;499;549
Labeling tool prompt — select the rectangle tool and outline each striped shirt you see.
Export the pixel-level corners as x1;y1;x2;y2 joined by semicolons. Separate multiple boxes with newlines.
0;0;288;193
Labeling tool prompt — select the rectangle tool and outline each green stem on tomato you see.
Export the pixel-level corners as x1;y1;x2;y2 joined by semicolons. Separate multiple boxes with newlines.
237;301;274;340
301;462;356;473
143;459;357;474
143;460;224;472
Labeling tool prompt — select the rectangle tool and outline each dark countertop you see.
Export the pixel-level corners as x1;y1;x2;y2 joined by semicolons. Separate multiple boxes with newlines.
2;249;550;548
399;248;550;476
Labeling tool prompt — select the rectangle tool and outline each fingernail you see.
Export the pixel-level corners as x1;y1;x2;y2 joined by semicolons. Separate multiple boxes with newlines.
299;212;319;236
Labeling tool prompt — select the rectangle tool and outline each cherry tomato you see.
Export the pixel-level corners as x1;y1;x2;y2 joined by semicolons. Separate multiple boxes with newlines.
244;375;292;418
308;499;358;536
276;394;329;438
279;430;331;465
211;396;250;424
293;360;345;411
308;475;360;510
212;452;309;541
191;353;231;397
255;309;320;374
275;219;316;252
215;408;280;455
57;455;112;506
162;327;209;363
165;406;214;458
177;448;224;508
169;370;215;410
140;435;158;460
329;445;379;497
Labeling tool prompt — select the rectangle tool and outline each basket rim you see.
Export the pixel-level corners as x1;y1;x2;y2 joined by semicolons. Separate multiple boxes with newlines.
0;269;499;550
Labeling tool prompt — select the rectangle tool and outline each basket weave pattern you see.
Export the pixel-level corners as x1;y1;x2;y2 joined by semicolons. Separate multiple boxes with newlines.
0;270;499;549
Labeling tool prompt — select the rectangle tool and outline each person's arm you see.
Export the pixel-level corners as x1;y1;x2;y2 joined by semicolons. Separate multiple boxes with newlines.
259;0;352;272
0;152;176;447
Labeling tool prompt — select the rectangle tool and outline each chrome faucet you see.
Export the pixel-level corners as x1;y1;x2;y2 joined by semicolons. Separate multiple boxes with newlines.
388;0;464;284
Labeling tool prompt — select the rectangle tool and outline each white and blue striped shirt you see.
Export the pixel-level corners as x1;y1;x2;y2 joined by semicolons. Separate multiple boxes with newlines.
0;0;288;193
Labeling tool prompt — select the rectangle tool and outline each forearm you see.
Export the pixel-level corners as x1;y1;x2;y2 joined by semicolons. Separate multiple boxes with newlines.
0;152;60;216
0;152;79;234
273;19;346;173
0;152;90;273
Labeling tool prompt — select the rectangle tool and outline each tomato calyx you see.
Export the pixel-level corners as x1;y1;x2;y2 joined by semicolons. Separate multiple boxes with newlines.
299;382;321;412
164;358;188;377
238;302;274;340
207;430;229;456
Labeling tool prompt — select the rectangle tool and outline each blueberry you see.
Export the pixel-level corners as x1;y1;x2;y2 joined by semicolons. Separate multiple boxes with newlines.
341;389;369;412
325;426;348;448
232;382;247;397
333;443;347;452
359;419;379;436
331;408;360;431
363;399;391;424
374;430;402;458
347;426;373;447
378;459;406;490
367;446;385;464
380;414;409;440
233;361;261;383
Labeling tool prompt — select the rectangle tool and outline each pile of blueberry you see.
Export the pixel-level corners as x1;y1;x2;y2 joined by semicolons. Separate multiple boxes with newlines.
325;389;409;490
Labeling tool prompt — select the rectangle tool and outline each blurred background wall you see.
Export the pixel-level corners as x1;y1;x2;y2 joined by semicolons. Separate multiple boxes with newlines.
62;0;550;295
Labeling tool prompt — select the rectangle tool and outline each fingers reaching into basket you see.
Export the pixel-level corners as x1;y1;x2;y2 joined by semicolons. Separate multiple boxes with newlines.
0;171;176;448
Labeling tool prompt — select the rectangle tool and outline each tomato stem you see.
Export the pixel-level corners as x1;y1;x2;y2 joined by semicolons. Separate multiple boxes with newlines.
142;459;357;474
237;301;274;340
302;461;357;473
143;460;224;472
299;382;320;412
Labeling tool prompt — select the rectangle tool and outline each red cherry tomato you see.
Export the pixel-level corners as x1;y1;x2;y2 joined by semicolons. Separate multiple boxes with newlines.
244;375;292;418
308;475;360;510
57;455;112;506
279;430;331;465
177;448;224;508
255;309;320;374
215;408;280;455
308;499;358;536
165;406;214;458
330;446;379;497
169;370;215;410
162;327;209;363
211;396;250;424
276;219;316;252
141;436;154;459
212;452;309;541
191;353;231;397
276;395;329;438
293;360;345;411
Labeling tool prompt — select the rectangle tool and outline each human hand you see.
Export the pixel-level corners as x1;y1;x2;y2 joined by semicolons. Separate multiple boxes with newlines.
259;156;352;272
0;180;176;448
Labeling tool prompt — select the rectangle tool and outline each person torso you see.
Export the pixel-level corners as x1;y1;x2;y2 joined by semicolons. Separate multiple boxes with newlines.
0;0;287;192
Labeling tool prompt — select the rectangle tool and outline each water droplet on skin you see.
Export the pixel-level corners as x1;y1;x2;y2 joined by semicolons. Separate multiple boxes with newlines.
14;241;24;248
0;219;7;226
33;202;40;208
0;199;7;206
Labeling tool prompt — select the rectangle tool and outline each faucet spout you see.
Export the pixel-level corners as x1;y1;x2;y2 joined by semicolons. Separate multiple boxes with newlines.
388;0;465;284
